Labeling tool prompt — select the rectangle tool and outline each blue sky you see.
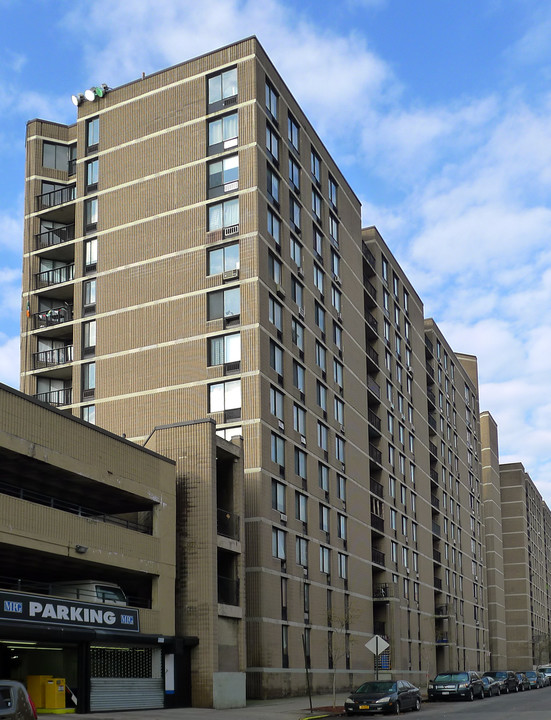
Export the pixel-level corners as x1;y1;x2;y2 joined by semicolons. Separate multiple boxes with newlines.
2;0;551;501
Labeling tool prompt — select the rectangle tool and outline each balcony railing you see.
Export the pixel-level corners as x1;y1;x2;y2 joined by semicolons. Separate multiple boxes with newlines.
372;548;385;566
217;508;240;540
425;336;433;355
371;514;384;533
36;224;75;249
429;441;438;456
370;478;384;498
368;409;381;432
431;494;440;510
35;387;72;407
33;305;73;329
365;278;377;301
367;344;379;367
432;521;441;537
36;184;76;211
367;376;381;399
373;583;394;599
434;577;442;590
35;264;74;288
366;312;378;334
369;443;382;466
218;575;240;606
428;414;437;431
362;243;376;270
33;346;73;368
430;468;439;482
433;548;442;563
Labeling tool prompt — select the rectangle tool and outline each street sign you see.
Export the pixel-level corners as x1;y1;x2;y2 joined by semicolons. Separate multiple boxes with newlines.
365;635;389;655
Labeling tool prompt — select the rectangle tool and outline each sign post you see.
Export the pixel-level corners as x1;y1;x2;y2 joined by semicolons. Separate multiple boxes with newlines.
365;635;390;681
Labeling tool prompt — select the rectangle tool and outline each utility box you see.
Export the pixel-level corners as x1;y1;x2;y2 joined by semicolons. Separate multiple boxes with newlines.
44;678;66;710
27;675;52;709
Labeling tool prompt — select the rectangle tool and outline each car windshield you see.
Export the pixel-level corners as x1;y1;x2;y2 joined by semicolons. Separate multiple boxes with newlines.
491;672;505;678
525;672;536;677
356;682;396;694
435;673;468;682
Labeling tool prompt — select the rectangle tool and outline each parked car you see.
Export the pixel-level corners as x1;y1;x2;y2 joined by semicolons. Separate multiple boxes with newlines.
524;670;543;689
483;670;518;694
427;671;484;701
344;680;421;715
537;665;551;683
0;680;37;720
481;676;500;697
515;672;531;691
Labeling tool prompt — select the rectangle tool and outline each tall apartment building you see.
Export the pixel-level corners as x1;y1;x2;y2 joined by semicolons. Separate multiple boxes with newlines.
20;36;494;699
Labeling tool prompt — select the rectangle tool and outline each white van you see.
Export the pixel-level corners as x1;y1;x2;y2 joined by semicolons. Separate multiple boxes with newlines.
50;581;127;606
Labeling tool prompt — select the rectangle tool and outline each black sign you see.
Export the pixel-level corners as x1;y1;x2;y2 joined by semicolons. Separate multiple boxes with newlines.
0;591;140;632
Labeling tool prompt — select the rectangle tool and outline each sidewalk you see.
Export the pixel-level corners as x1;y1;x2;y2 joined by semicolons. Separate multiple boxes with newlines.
41;694;346;720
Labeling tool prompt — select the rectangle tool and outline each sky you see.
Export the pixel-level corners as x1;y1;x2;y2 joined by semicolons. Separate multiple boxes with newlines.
2;0;551;501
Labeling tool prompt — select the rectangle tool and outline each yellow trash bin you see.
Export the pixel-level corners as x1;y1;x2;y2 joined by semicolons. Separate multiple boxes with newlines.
44;678;66;709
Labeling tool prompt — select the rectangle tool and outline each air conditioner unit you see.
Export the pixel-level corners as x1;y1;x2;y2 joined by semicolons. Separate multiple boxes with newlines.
337;312;342;322
280;513;287;522
340;425;345;434
298;307;305;319
278;420;285;431
276;284;286;298
298;267;304;278
300;435;307;446
222;268;239;280
333;274;341;285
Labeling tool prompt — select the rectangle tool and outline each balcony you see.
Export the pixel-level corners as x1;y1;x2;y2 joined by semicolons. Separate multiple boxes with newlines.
33;345;73;369
218;575;240;606
370;478;384;498
362;243;376;274
368;409;381;437
35;264;74;289
35;224;75;250
365;312;378;339
371;513;384;533
435;633;449;644
431;494;440;510
217;508;240;540
433;548;442;563
426;362;435;381
372;548;385;567
434;576;442;591
369;443;382;466
367;376;381;400
373;583;394;599
430;468;439;482
364;278;377;307
425;336;433;357
428;414;437;433
33;305;73;331
427;388;436;408
432;521;441;537
429;441;438;457
35;387;72;407
36;185;76;211
366;344;379;371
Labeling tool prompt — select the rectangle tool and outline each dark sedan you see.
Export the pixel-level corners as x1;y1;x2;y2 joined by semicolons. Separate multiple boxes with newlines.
516;672;530;691
481;676;500;697
344;680;421;715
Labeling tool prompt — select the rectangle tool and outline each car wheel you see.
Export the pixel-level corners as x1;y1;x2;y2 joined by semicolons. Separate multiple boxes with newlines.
414;698;421;712
467;689;474;701
393;701;400;715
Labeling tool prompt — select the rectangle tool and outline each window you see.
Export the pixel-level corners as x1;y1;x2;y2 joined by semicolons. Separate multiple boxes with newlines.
315;341;326;372
338;552;347;579
293;361;305;392
331;249;340;278
289;156;300;190
269;296;283;331
267;167;280;205
82;362;96;395
271;432;285;467
296;491;307;522
335;435;345;463
337;474;346;501
267;209;281;245
317;421;328;451
296;537;308;567
83;320;96;354
319;462;329;492
315;303;325;333
84;238;97;272
311;149;321;183
329;215;338;245
270;340;284;376
266;124;279;161
334;397;344;424
266;81;278;119
270;386;284;420
290;236;302;268
86;117;99;150
43;142;69;171
207;287;240;320
390;508;397;530
333;322;342;350
328;176;338;208
208;112;238;151
207;242;239;275
208;68;237;106
331;286;341;312
272;527;286;559
291;277;303;307
83;279;96;311
319;504;330;532
320;545;330;574
208;379;241;413
84;198;98;230
290;197;301;230
86;159;98;190
292;318;304;351
272;479;286;512
333;359;343;389
288;114;299;150
316;381;327;412
208;197;239;231
313;227;323;258
295;447;307;478
391;540;397;563
293;403;306;434
208;155;239;194
312;189;322;221
337;513;347;540
82;405;96;424
208;332;240;366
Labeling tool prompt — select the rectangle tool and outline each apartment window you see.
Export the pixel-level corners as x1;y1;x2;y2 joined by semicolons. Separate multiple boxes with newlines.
401;515;408;536
311;148;321;183
333;359;343;389
290;236;303;268
288;114;299;150
295;448;307;479
269;296;283;332
335;435;345;463
270;386;284;420
312;189;322;222
389;476;396;499
208;379;241;415
293;403;306;434
320;546;330;574
270;340;284;376
81;405;96;424
317;421;328;451
208;112;238;152
265;81;278;120
271;432;285;467
86;117;99;150
207;287;240;320
337;513;347;540
319;462;329;492
207;199;239;235
82;362;96;398
208;68;237;106
390;508;397;530
272;479;286;512
337;474;346;501
329;215;338;245
207;242;239;275
312;226;323;257
315;341;326;372
82;320;96;355
389;445;395;467
43;142;69;171
293;361;305;393
266;123;279;162
391;540;397;563
84;238;97;272
291;277;303;307
333;322;342;350
334;397;344;425
267;167;280;205
267;209;281;245
328;176;338;208
382;256;389;283
315;303;325;333
272;527;286;559
290;197;301;230
86;159;98;191
83;278;96;313
208;155;239;195
208;332;240;366
289;320;303;353
84;197;98;231
296;537;308;567
269;253;282;284
313;264;324;295
289;156;300;190
338;552;348;579
331;286;341;312
331;248;340;278
295;491;307;522
316;381;327;412
282;624;289;668
319;504;330;532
